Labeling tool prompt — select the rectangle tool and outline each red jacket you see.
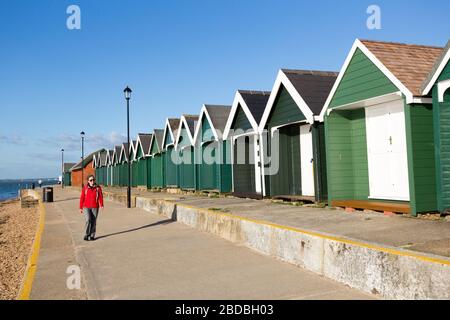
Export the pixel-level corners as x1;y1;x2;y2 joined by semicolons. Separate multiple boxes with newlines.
79;185;104;209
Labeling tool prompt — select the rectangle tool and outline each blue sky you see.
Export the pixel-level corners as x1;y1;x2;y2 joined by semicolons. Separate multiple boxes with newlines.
0;0;449;179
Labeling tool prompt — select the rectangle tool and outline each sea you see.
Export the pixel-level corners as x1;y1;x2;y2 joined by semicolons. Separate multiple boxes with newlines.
0;179;59;201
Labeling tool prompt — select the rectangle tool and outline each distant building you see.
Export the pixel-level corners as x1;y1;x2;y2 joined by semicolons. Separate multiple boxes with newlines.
70;149;105;187
63;163;76;186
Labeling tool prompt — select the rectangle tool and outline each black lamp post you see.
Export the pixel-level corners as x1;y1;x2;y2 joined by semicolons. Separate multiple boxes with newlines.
61;148;64;189
124;86;132;208
80;131;85;188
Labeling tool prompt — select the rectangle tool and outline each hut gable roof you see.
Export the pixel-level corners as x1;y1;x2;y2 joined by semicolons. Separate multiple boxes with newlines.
149;129;165;155
319;39;444;120
259;69;338;129
162;118;180;149
175;114;198;148
193;104;231;143
360;39;443;97
136;133;153;158
223;90;270;139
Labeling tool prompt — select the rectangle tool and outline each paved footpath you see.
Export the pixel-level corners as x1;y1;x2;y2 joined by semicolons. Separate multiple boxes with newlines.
30;188;373;300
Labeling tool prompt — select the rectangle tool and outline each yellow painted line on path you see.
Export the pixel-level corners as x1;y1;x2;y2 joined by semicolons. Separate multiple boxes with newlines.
18;198;46;300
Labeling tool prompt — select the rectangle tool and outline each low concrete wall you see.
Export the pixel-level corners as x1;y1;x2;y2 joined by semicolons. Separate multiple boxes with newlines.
103;191;136;208
135;196;450;300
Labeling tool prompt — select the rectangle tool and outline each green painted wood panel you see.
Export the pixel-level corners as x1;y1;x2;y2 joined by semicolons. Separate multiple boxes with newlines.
325;109;369;201
233;135;256;195
406;103;437;215
231;105;252;132
220;140;232;193
267;86;305;128
179;146;196;189
165;146;179;187
329;48;398;108
312;123;327;201
150;154;165;188
63;172;72;186
198;142;217;190
201;116;214;142
164;130;173;147
268;124;302;196
150;138;159;155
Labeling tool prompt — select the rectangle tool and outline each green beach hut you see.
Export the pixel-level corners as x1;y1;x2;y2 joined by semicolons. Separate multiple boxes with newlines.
421;40;450;213
94;149;108;186
258;69;337;201
174;114;198;190
162;118;180;189
63;163;75;187
223;90;270;199
111;145;122;187
132;133;153;188
105;149;114;186
319;39;443;215
192;104;232;193
118;142;131;187
148;129;166;189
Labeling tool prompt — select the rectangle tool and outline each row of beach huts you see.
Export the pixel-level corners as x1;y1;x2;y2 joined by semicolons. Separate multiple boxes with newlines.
64;38;450;216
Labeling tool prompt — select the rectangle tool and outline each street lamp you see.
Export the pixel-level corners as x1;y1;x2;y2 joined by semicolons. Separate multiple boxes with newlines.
80;131;85;188
61;148;64;189
124;86;132;208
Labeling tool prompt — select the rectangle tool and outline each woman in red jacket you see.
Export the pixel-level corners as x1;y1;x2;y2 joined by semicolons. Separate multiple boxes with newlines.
79;175;104;241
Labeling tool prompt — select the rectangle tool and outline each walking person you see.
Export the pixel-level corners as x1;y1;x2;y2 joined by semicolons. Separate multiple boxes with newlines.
79;175;104;241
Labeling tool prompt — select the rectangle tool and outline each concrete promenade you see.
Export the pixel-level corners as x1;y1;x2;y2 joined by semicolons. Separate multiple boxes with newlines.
100;187;450;299
30;187;373;300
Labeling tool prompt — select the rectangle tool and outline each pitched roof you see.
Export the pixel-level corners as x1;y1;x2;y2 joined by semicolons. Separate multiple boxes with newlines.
238;90;270;124
113;146;121;164
204;105;231;132
120;142;130;162
150;129;165;154
99;150;107;166
281;69;338;115
422;40;450;94
138;133;153;155
360;39;443;96
182;114;198;137
63;163;76;173
71;149;105;171
168;118;180;141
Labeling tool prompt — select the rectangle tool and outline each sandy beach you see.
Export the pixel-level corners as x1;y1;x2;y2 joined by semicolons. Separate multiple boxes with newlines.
0;199;39;300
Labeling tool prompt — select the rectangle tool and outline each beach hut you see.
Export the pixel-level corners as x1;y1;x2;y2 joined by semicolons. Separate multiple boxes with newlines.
148;129;166;188
162;118;180;188
319;39;443;215
70;149;104;187
174;115;198;190
193;105;232;193
132;133;153;188
223;90;270;199
258;69;337;202
94;150;108;186
63;163;76;187
111;146;122;186
105;149;114;186
421;40;450;213
118;142;131;186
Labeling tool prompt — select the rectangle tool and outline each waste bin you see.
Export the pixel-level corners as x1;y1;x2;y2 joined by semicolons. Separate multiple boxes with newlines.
43;187;54;203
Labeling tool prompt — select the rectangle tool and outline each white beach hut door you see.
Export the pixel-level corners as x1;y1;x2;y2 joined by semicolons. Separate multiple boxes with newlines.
365;100;410;201
300;125;315;196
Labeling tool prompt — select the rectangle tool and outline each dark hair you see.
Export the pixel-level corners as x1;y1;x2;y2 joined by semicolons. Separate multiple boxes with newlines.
87;175;95;181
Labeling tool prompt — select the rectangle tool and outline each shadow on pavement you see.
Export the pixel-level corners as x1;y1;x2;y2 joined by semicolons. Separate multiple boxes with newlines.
95;218;174;240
